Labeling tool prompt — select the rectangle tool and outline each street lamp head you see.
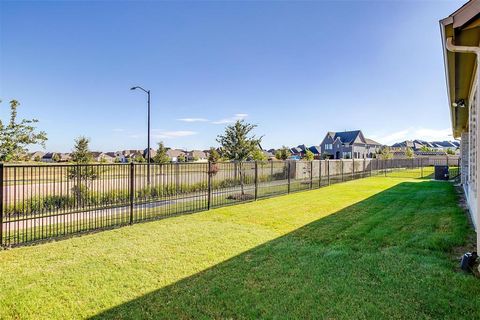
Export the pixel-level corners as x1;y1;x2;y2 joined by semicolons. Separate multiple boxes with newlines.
130;86;138;91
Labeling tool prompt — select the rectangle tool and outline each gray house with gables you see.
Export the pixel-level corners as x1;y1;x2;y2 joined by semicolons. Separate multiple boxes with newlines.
320;130;382;159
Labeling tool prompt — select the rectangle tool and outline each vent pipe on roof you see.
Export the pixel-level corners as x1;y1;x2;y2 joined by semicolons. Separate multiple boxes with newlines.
445;37;480;261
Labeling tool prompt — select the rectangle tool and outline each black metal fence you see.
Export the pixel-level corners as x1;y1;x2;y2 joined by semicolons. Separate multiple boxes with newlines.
0;157;460;247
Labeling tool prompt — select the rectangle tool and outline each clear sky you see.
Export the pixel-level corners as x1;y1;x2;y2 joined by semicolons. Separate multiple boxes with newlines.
0;0;464;152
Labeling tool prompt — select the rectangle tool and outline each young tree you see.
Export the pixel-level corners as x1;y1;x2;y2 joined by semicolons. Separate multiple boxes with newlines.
446;148;456;155
153;141;170;164
70;136;93;163
177;153;186;163
275;146;291;160
252;148;267;161
0;100;47;162
134;154;146;163
68;136;97;203
304;149;314;161
405;147;414;158
208;147;221;163
420;145;433;152
379;146;393;160
216;120;262;195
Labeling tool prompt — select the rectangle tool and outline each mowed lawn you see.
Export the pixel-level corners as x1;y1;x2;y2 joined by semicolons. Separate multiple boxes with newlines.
0;176;479;319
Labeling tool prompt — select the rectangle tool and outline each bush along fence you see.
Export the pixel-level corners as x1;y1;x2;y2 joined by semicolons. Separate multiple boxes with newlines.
0;157;460;247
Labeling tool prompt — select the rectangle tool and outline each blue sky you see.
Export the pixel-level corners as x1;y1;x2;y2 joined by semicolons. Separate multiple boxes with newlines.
0;0;463;152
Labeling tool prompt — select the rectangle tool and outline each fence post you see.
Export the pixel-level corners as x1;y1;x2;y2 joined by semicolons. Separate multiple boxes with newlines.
207;162;212;210
129;162;134;225
420;157;424;178
384;159;387;177
352;158;355;180
0;163;3;247
341;159;344;182
363;159;366;178
319;160;322;188
254;161;258;200
327;160;330;186
287;161;291;194
310;161;313;189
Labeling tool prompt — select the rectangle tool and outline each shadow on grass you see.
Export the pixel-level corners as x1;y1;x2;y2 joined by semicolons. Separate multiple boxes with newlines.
90;181;479;319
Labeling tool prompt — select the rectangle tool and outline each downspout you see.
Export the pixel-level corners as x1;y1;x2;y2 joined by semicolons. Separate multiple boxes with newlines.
445;37;480;254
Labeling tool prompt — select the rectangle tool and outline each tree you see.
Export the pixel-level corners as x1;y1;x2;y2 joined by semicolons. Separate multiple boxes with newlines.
216;120;262;195
379;146;393;160
252;148;267;161
153;141;170;164
405;147;414;158
0;100;47;162
304;149;314;161
177;153;186;163
420;145;433;152
208;147;221;163
70;136;93;163
275;146;291;160
446;148;456;155
68;136;97;204
134;154;146;163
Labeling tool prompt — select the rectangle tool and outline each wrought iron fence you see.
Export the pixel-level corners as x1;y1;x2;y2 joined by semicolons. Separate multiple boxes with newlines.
0;157;460;247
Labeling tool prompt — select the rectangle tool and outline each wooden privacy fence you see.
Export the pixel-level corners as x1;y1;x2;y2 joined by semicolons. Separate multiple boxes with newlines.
0;157;460;247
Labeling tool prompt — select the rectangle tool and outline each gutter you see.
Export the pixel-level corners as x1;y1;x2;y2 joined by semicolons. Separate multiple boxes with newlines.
445;37;480;254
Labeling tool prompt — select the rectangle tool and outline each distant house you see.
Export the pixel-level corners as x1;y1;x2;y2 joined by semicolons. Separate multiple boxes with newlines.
115;150;142;163
187;150;207;162
263;150;275;160
320;130;382;159
42;152;71;163
430;141;459;152
308;146;322;158
166;149;185;162
290;145;307;157
29;151;45;162
391;140;459;153
91;152;115;163
143;148;157;161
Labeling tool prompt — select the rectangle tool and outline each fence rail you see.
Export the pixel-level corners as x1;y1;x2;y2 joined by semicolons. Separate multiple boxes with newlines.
0;157;460;247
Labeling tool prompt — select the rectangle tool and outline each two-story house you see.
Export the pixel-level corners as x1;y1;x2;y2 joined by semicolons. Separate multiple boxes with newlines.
320;130;382;159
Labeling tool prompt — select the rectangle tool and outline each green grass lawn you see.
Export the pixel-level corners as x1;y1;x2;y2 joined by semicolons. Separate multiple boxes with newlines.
0;176;478;319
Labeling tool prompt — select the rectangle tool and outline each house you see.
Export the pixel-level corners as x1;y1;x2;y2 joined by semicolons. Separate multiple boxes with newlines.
262;150;276;160
290;145;307;157
430;141;459;152
166;149;185;162
143;148;157;161
91;152;115;163
115;150;142;163
320;130;382;159
308;146;322;158
29;151;45;162
42;152;71;163
440;0;480;252
391;140;460;153
187;150;207;162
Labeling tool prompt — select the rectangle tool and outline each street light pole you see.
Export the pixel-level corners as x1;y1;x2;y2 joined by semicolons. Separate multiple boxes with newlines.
131;86;151;185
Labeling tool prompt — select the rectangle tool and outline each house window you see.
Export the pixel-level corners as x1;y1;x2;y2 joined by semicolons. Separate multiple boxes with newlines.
343;152;351;159
325;144;332;150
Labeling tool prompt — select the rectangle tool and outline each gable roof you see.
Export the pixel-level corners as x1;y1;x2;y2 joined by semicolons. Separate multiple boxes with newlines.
333;130;362;144
364;138;382;146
